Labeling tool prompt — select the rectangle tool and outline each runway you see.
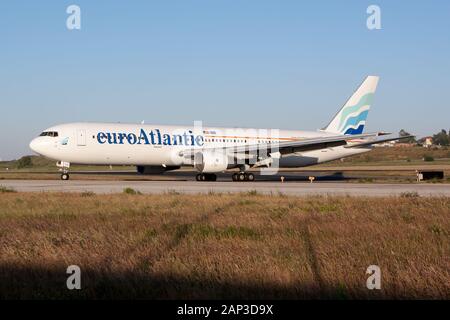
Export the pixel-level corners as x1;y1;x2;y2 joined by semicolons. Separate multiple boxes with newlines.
1;180;450;196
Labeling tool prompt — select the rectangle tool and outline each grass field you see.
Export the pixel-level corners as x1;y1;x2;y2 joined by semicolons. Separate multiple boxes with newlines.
0;192;448;299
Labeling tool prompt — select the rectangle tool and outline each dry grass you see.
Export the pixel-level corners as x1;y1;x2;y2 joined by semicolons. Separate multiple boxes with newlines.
0;192;448;299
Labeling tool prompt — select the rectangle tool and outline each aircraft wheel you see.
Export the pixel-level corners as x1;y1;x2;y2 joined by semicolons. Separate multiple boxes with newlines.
61;173;70;181
238;173;246;182
196;174;202;181
232;173;238;181
246;173;255;181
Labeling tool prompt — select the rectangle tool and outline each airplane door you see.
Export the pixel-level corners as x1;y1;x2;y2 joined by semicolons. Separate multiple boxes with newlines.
77;129;86;146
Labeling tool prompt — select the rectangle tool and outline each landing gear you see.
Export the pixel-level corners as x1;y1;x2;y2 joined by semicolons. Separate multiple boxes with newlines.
196;173;217;181
57;161;71;181
232;172;255;182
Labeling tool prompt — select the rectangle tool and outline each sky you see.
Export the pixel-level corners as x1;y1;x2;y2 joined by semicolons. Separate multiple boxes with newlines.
1;0;449;160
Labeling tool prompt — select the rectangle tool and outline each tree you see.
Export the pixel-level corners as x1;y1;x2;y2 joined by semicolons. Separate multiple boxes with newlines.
432;129;450;146
16;156;33;169
398;129;416;144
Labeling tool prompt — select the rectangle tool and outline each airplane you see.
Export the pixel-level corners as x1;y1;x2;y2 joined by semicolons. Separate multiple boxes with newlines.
29;76;413;182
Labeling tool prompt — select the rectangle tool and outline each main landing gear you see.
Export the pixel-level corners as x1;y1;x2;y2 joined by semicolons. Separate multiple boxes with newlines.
232;172;255;182
196;173;217;181
195;172;255;182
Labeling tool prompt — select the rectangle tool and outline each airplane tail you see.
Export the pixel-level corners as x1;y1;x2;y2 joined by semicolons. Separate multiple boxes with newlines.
323;76;379;135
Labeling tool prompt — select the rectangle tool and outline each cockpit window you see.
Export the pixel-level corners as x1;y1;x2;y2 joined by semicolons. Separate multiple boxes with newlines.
40;131;59;137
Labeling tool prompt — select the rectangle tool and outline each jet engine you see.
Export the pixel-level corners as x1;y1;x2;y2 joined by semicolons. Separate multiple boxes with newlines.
194;150;231;173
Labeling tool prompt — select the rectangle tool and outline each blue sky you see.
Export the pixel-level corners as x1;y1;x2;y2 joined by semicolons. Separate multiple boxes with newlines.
1;0;449;160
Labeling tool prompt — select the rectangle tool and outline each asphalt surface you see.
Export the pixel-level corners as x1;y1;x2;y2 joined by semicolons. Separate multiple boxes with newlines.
1;180;449;196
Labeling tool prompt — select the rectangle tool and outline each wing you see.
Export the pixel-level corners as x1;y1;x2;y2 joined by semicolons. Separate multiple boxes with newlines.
344;135;415;148
180;132;384;159
179;132;415;168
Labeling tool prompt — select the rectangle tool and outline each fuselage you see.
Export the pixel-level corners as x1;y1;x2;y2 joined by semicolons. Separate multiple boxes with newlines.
29;122;371;169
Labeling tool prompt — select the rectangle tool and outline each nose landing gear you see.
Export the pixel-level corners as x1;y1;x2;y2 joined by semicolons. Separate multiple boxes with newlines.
57;161;71;181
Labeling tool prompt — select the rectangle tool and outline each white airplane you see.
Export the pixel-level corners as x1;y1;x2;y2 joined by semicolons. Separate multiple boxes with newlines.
29;76;412;182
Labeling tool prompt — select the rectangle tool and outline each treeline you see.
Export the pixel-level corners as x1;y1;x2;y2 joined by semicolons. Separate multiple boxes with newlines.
431;129;450;146
16;156;33;169
6;155;53;169
399;129;450;146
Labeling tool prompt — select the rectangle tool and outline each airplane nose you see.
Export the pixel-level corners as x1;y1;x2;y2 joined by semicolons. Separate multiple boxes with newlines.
29;138;43;155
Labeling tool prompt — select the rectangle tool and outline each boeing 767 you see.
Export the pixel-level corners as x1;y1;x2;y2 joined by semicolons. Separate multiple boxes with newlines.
29;76;412;181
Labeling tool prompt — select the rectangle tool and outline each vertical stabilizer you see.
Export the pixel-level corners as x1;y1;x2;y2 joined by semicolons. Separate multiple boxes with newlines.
323;76;379;135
